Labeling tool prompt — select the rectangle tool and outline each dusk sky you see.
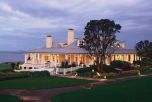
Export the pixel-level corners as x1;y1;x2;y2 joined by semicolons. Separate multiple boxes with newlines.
0;0;152;51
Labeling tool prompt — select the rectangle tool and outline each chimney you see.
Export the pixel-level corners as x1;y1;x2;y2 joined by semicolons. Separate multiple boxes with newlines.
67;28;74;45
46;35;52;48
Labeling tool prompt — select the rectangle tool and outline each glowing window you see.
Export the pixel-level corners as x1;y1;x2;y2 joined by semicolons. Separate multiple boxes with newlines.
44;56;49;61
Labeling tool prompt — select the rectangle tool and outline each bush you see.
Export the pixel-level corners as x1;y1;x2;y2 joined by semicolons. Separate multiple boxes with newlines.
78;72;93;77
61;61;71;68
142;58;152;66
61;61;65;68
71;62;76;67
111;60;131;70
0;72;29;81
28;71;50;77
0;71;51;80
103;65;117;73
76;66;96;77
133;60;141;65
10;63;16;70
76;68;92;73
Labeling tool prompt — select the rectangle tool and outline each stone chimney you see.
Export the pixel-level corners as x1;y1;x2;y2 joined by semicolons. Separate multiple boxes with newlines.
67;28;74;45
46;35;52;48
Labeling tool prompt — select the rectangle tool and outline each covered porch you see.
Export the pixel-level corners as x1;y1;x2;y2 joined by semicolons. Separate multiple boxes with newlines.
24;53;94;67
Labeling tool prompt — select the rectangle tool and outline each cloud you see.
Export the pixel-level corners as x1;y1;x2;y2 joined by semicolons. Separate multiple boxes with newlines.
0;0;151;50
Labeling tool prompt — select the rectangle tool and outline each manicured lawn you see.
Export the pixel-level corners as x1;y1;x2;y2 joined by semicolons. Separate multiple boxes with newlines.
52;77;152;102
0;76;92;89
0;95;22;102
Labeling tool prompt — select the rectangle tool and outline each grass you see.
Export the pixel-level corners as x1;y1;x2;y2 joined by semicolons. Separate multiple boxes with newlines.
0;95;22;102
0;76;92;89
0;64;12;71
0;72;29;81
52;77;152;102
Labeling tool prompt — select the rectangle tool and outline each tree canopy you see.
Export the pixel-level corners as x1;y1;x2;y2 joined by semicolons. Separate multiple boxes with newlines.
135;40;152;65
81;19;121;72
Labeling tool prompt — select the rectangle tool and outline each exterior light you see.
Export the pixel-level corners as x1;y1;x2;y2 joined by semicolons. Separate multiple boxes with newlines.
100;36;103;40
138;70;141;76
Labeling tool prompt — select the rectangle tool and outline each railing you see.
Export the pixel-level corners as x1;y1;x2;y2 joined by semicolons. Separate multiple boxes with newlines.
56;66;83;75
17;64;83;75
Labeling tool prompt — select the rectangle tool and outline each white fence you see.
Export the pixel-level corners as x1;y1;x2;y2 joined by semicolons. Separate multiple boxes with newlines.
16;64;83;75
56;66;83;75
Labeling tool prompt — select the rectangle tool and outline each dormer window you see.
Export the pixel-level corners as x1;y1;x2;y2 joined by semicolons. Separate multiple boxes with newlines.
78;40;84;46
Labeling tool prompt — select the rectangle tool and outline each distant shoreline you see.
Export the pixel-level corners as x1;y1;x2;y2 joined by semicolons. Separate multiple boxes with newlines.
0;52;24;64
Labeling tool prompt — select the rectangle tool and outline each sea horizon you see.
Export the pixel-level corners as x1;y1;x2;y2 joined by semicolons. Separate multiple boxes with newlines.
0;51;24;63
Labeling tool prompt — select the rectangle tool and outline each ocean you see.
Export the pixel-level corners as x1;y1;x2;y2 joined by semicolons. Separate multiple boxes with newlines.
0;52;24;63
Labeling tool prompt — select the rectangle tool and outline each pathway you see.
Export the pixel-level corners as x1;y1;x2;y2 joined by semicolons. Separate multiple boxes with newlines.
0;74;152;102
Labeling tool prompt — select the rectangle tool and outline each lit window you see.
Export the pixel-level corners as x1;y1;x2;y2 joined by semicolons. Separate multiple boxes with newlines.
45;56;49;61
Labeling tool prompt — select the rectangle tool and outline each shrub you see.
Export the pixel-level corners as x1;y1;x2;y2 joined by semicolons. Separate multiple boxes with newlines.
71;62;76;67
133;60;141;65
10;63;16;70
78;72;93;77
28;71;50;77
61;61;71;68
76;66;96;77
61;61;65;68
139;66;152;72
103;65;117;73
142;58;152;66
76;68;91;73
0;72;29;81
65;61;69;68
111;60;131;70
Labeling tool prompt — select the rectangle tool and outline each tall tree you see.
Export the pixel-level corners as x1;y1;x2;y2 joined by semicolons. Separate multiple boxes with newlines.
81;19;121;72
10;63;16;70
135;40;152;65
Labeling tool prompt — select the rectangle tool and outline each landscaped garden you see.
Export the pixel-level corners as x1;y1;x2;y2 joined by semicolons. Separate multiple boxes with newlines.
0;94;22;102
52;77;152;102
76;60;152;79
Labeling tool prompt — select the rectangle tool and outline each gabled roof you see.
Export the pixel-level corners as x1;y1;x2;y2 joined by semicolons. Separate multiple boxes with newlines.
26;39;136;54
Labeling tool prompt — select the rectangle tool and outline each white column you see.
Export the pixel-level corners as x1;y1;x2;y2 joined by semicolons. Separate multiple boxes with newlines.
55;54;57;67
25;54;27;63
78;54;80;65
38;53;41;64
32;53;34;64
65;54;68;61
